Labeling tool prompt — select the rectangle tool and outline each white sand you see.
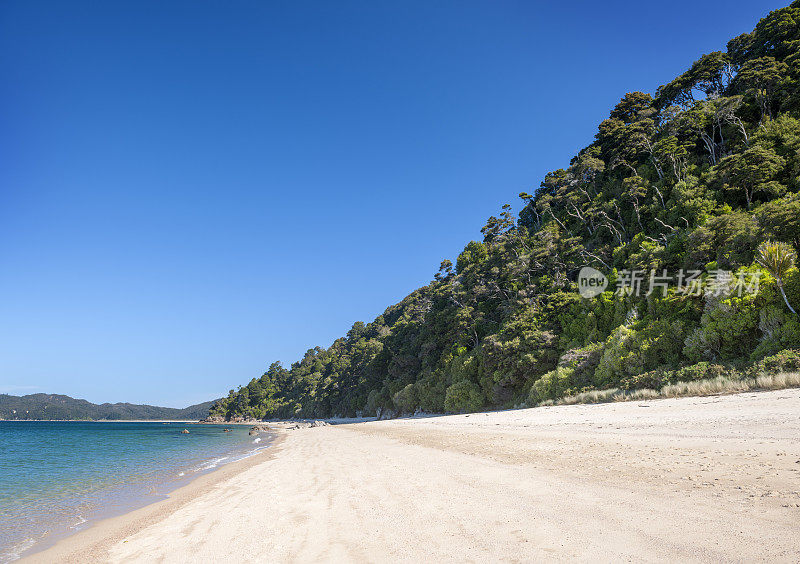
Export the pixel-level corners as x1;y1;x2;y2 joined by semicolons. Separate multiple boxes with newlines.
29;389;800;562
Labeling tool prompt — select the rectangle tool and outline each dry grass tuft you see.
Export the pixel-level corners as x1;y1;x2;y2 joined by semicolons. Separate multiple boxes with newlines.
625;388;660;401
754;371;800;389
548;371;800;407
661;376;750;397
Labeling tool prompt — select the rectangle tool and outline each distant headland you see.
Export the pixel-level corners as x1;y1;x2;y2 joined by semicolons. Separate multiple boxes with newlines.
0;393;216;421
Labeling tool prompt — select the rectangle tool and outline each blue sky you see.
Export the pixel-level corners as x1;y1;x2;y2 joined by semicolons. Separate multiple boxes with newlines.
0;0;788;407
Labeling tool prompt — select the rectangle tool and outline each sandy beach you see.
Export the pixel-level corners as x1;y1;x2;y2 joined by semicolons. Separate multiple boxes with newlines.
26;389;800;563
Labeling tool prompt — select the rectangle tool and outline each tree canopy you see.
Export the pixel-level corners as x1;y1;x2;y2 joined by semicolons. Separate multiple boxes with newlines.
211;2;800;421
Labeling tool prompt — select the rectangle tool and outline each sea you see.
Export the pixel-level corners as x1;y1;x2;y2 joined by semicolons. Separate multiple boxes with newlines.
0;421;270;562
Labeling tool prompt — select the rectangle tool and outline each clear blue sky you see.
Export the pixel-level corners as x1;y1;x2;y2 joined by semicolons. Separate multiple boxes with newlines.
0;0;787;407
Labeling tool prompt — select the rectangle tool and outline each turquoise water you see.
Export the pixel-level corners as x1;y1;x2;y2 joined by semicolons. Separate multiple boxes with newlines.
0;421;269;562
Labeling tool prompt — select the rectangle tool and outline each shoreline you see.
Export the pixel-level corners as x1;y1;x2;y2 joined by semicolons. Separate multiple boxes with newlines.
19;390;800;561
19;431;285;563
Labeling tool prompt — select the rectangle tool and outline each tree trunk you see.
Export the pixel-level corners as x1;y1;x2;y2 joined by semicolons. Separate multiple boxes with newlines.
779;283;797;315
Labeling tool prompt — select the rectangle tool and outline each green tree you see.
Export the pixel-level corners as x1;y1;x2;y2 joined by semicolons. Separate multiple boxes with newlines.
757;241;798;314
443;380;483;413
732;57;789;122
717;145;786;208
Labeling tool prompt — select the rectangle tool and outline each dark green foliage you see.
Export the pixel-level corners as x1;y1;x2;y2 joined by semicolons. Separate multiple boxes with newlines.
393;384;418;414
557;342;605;388
683;294;760;361
443;380;484;413
212;4;800;420
686;213;759;269
456;241;489;274
756;194;800;248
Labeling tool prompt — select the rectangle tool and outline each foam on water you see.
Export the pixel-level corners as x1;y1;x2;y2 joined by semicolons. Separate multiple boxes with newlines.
194;456;230;472
0;537;37;564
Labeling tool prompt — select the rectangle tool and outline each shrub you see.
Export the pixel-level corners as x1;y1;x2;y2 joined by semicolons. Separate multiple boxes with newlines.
557;342;604;388
620;369;667;391
752;307;800;359
594;325;637;388
684;294;759;361
392;384;418;414
669;362;728;382
594;319;687;389
621;361;730;391
479;325;559;400
416;371;448;413
558;294;626;348
443;381;483;413
750;349;800;376
528;367;575;404
365;387;391;417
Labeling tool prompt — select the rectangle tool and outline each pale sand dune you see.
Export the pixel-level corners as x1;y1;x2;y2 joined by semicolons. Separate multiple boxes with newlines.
29;389;800;563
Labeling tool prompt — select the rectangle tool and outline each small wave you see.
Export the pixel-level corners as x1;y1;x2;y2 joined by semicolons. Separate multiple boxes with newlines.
178;472;185;477
70;515;87;529
241;446;271;458
194;456;230;472
218;445;271;466
1;536;38;562
187;442;273;475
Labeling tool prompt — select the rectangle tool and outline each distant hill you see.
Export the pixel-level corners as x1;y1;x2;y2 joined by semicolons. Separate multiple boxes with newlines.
0;393;217;421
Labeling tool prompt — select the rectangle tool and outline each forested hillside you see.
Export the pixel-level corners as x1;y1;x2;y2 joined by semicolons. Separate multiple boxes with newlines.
0;394;216;420
212;3;800;420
